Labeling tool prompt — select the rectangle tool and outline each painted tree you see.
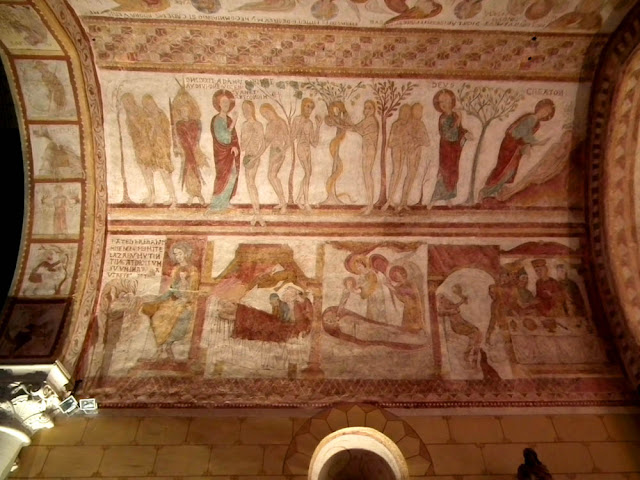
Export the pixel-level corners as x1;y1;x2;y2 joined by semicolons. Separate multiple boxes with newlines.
303;79;364;204
244;79;303;205
456;83;524;204
369;80;417;206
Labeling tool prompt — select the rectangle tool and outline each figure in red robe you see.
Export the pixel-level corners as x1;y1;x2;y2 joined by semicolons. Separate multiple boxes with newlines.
480;99;555;200
430;89;471;204
532;258;564;317
209;89;240;211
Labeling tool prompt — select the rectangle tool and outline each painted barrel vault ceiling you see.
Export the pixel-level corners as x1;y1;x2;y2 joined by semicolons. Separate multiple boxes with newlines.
0;0;639;408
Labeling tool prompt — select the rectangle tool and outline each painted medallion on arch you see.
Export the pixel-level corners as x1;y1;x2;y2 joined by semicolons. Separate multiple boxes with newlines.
29;124;84;180
32;182;82;239
15;59;77;121
0;300;69;360
20;243;77;298
0;4;61;53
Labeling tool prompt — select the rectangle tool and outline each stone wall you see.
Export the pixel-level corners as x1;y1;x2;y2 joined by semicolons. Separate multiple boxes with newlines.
10;409;640;479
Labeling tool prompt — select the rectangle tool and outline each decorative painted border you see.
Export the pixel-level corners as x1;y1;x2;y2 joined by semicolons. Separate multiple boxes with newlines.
0;1;107;373
84;18;606;81
40;0;108;375
588;5;640;388
83;376;636;408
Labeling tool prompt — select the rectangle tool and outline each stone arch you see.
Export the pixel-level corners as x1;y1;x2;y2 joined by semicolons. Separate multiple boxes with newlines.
308;427;409;480
0;0;106;373
283;404;432;477
588;1;640;387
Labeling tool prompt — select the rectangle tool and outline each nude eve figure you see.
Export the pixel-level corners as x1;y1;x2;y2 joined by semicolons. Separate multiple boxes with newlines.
291;98;322;210
240;100;266;226
257;103;289;213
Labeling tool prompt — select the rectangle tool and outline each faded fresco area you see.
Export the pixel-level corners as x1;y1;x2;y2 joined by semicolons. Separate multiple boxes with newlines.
29;125;84;180
0;4;61;53
0;301;68;359
15;59;77;121
68;0;635;33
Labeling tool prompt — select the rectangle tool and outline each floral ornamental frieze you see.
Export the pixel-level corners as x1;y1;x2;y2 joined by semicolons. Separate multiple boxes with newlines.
84;19;606;81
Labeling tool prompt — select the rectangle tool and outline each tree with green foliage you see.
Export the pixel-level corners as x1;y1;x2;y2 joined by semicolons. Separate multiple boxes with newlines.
369;80;417;206
304;79;364;204
245;79;303;205
456;83;523;204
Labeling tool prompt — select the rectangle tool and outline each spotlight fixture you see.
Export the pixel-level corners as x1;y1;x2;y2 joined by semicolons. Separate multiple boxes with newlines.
58;395;78;414
79;398;98;414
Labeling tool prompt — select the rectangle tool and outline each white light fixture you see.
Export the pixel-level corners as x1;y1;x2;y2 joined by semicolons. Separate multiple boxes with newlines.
58;395;78;415
79;398;98;414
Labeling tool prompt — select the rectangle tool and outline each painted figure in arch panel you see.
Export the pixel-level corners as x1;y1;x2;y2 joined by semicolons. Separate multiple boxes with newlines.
480;99;555;200
430;89;472;206
210;90;240;211
24;246;69;296
41;184;80;234
33;61;66;112
33;127;82;179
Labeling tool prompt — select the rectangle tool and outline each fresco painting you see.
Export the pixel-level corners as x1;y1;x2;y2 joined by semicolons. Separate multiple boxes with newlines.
0;0;632;406
15;59;77;121
20;243;77;297
67;0;635;33
0;4;61;52
79;233;620;402
320;241;432;379
32;183;82;238
29;124;84;180
103;71;586;216
0;301;68;359
431;242;608;381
